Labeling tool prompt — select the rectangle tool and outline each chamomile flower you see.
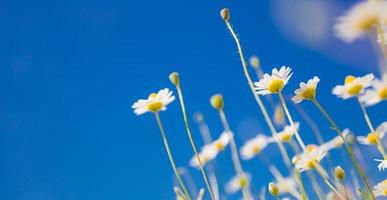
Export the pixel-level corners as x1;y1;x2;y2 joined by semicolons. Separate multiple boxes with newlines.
132;88;175;115
360;73;387;106
212;131;233;151
273;105;285;126
321;129;350;151
254;66;293;95
189;144;218;168
295;148;327;172
276;122;300;143
375;159;387;171
373;179;387;197
332;74;374;99
225;173;251;194
240;134;272;160
292;76;320;103
334;1;387;43
357;121;387;145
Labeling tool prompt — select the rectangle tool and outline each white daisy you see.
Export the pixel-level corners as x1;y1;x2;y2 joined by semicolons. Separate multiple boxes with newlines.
212;131;233;151
357;121;387;145
360;73;387;106
189;144;218;168
334;1;387;42
254;66;293;95
332;74;374;99
295;148;327;172
225;173;250;194
276;122;300;143
292;76;320;103
373;179;387;197
269;166;299;196
240;134;272;160
375;159;387;171
320;129;350;151
132;88;175;115
273;105;285;126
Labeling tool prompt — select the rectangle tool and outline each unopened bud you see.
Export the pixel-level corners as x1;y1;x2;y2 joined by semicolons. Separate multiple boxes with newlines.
169;72;179;85
220;8;230;21
249;56;260;69
210;94;224;110
268;182;279;196
335;166;345;181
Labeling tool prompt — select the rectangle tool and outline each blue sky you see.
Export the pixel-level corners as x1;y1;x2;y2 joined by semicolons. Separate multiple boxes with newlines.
0;0;386;199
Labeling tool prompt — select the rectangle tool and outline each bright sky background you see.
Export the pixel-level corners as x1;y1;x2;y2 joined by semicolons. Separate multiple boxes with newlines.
1;0;386;199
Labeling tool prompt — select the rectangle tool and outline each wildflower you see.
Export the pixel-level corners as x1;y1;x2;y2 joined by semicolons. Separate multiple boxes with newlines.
357;121;387;145
210;94;224;110
249;56;260;69
225;173;250;194
373;179;387;197
292;76;320;103
332;74;374;99
212;131;233;151
273;105;285;126
254;66;293;95
276;177;298;195
240;134;272;160
276;122;300;143
220;8;230;21
334;1;387;42
189;144;218;168
132;88;175;115
375;159;387;171
360;73;387;106
320;129;350;151
295;148;327;172
335;166;345;181
268;182;279;197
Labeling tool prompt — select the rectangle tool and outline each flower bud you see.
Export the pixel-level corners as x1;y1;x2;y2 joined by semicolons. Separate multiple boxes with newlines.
335;166;345;181
169;72;179;85
268;182;279;196
249;56;260;69
210;94;224;110
220;8;230;21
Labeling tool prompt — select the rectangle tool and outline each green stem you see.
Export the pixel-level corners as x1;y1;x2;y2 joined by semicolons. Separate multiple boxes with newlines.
175;85;216;200
154;113;192;200
311;98;375;200
295;168;308;200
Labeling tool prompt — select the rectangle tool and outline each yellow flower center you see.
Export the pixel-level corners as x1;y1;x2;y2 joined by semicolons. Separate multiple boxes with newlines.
384;189;387;196
306;145;317;153
378;87;387;99
345;75;356;84
280;132;293;142
301;87;316;99
353;15;378;31
147;101;164;112
215;141;225;151
292;156;299;165
348;85;363;95
239;177;248;188
306;159;318;169
252;146;261;154
367;133;379;144
267;79;285;93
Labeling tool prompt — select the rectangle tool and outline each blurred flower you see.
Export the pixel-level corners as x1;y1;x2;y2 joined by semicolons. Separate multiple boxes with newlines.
213;131;233;151
320;129;350;151
373;179;387;197
189;144;218;168
357;121;387;145
268;182;279;197
254;66;292;95
249;55;260;70
334;1;387;42
375;159;387;171
276;122;300;143
276;177;298;195
240;134;272;160
332;74;374;99
360;73;387;106
273;105;285;126
132;88;175;115
295;148;326;172
334;166;345;181
292;76;320;103
225;173;250;194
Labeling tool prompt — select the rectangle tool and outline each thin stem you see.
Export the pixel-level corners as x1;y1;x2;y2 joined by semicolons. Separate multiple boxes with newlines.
342;181;350;200
357;97;387;159
295;168;308;200
311;98;375;200
322;178;345;200
218;109;251;200
278;92;306;150
175;85;216;200
223;19;292;169
154;113;192;200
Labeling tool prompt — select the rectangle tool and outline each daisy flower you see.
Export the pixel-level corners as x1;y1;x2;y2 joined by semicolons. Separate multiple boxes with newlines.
332;74;374;99
132;88;175;115
295;148;327;172
240;134;272;160
292;76;320;103
225;173;250;194
212;131;233;151
357;121;387;145
375;159;387;171
334;1;387;42
321;129;350;151
373;179;387;197
360;73;387;106
276;122;300;143
189;144;218;168
254;66;293;95
273;105;285;126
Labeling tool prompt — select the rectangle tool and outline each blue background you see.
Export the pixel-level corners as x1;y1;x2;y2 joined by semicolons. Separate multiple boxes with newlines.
1;0;386;199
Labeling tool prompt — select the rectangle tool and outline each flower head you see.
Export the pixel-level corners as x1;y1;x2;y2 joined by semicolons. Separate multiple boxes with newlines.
273;105;285;126
212;131;233;151
132;88;175;115
334;1;387;42
373;179;387;197
189;144;219;168
268;182;279;197
254;66;293;95
335;166;345;181
225;173;250;194
332;74;374;99
357;121;387;145
276;122;300;143
321;129;350;151
240;134;272;160
360;73;387;106
375;159;387;172
292;76;320;103
295;148;326;172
